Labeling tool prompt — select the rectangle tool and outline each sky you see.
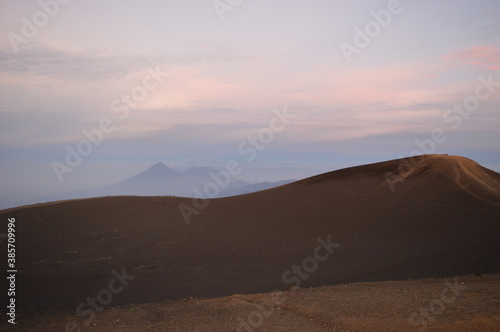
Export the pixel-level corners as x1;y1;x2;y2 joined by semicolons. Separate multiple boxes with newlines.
0;0;499;207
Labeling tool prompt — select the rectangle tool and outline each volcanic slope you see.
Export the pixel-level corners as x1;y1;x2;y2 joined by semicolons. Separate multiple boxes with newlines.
1;154;499;311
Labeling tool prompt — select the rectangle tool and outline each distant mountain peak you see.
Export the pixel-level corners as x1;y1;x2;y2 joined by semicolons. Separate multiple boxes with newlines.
151;162;168;169
139;162;177;177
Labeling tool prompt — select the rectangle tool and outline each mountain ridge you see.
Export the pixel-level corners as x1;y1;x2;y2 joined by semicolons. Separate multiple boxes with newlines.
0;163;295;210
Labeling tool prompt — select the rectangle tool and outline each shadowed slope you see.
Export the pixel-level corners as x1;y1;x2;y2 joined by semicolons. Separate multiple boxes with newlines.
1;155;499;312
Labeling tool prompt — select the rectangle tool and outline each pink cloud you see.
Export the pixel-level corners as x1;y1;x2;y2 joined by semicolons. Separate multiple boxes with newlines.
445;45;500;71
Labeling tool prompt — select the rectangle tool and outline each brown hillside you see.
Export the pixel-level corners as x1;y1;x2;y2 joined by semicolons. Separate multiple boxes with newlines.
1;155;499;313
